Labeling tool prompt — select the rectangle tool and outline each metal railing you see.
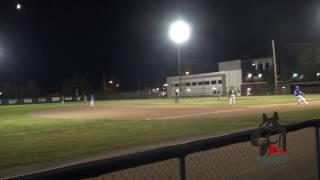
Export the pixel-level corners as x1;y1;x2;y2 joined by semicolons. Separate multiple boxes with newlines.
4;117;320;180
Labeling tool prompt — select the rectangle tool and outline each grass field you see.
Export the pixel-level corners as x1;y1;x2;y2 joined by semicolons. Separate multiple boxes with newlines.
1;95;320;176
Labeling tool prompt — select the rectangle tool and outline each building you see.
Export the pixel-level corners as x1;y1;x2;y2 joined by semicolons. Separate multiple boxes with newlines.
167;55;320;97
166;60;242;98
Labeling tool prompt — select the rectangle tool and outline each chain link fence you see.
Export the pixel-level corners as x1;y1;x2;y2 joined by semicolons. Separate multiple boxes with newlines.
4;118;320;180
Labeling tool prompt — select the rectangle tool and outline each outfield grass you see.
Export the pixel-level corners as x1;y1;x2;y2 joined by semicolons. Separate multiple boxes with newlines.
0;95;320;172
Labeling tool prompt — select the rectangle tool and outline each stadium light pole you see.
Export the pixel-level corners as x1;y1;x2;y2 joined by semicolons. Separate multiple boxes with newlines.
169;20;191;103
272;40;278;94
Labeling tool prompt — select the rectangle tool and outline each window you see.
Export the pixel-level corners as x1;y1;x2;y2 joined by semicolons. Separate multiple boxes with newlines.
258;64;263;71
198;82;203;85
192;82;197;86
265;63;270;71
211;80;217;84
174;83;179;87
204;81;210;85
218;80;222;84
186;82;191;86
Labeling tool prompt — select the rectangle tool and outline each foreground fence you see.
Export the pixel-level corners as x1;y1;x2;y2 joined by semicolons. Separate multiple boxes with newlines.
4;117;320;180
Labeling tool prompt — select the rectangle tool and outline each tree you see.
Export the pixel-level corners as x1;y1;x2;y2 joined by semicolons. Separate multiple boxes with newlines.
61;78;73;96
61;76;92;96
296;48;320;80
24;81;40;97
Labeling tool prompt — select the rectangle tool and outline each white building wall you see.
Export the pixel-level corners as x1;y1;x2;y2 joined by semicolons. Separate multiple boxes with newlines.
223;70;242;93
167;72;229;98
166;60;243;98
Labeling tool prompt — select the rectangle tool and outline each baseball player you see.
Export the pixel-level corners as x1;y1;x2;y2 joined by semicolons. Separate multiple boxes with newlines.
217;88;222;100
247;88;252;96
90;94;95;107
61;95;64;104
83;94;88;105
294;86;308;105
228;87;236;105
175;90;178;104
212;87;217;97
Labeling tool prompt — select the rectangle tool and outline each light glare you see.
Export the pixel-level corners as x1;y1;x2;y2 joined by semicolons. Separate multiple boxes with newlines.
169;20;191;44
16;3;21;10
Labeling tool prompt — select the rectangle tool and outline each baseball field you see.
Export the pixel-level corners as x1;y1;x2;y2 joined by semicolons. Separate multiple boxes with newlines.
1;95;320;176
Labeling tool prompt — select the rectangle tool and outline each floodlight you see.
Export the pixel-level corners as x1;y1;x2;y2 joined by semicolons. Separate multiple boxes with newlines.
169;20;191;44
16;3;21;10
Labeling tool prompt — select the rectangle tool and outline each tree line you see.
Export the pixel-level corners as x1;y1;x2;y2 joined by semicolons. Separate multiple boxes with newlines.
0;76;92;98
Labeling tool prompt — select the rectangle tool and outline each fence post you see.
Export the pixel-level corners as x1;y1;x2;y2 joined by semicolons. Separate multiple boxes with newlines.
179;156;187;180
315;127;320;180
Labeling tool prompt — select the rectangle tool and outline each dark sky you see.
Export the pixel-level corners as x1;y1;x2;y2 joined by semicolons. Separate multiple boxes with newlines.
0;0;319;92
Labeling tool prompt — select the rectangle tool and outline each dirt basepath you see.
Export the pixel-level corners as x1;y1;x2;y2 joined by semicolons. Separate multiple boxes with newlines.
30;102;320;121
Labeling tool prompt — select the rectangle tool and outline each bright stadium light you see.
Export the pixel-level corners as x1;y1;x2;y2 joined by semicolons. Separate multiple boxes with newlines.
258;73;263;78
0;92;2;95
186;88;191;92
16;3;21;10
116;84;119;87
169;20;191;44
185;71;190;75
317;72;320;77
292;73;298;78
108;80;113;84
247;73;252;78
252;63;256;66
156;88;160;91
169;19;191;103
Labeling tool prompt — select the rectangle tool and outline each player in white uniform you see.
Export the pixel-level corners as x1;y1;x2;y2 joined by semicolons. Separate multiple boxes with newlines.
90;94;95;107
228;87;236;105
294;86;308;105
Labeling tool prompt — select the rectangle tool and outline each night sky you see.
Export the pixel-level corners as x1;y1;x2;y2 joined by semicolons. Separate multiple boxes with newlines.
0;0;319;92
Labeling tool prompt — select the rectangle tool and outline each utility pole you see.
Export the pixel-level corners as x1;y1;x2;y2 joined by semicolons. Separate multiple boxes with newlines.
272;40;278;95
102;72;106;95
178;45;182;100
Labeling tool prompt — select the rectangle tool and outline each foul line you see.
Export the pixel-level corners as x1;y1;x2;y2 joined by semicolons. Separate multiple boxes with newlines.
146;109;246;120
1;125;88;137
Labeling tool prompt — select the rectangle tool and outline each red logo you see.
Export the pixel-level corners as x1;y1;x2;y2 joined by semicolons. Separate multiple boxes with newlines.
267;145;287;155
